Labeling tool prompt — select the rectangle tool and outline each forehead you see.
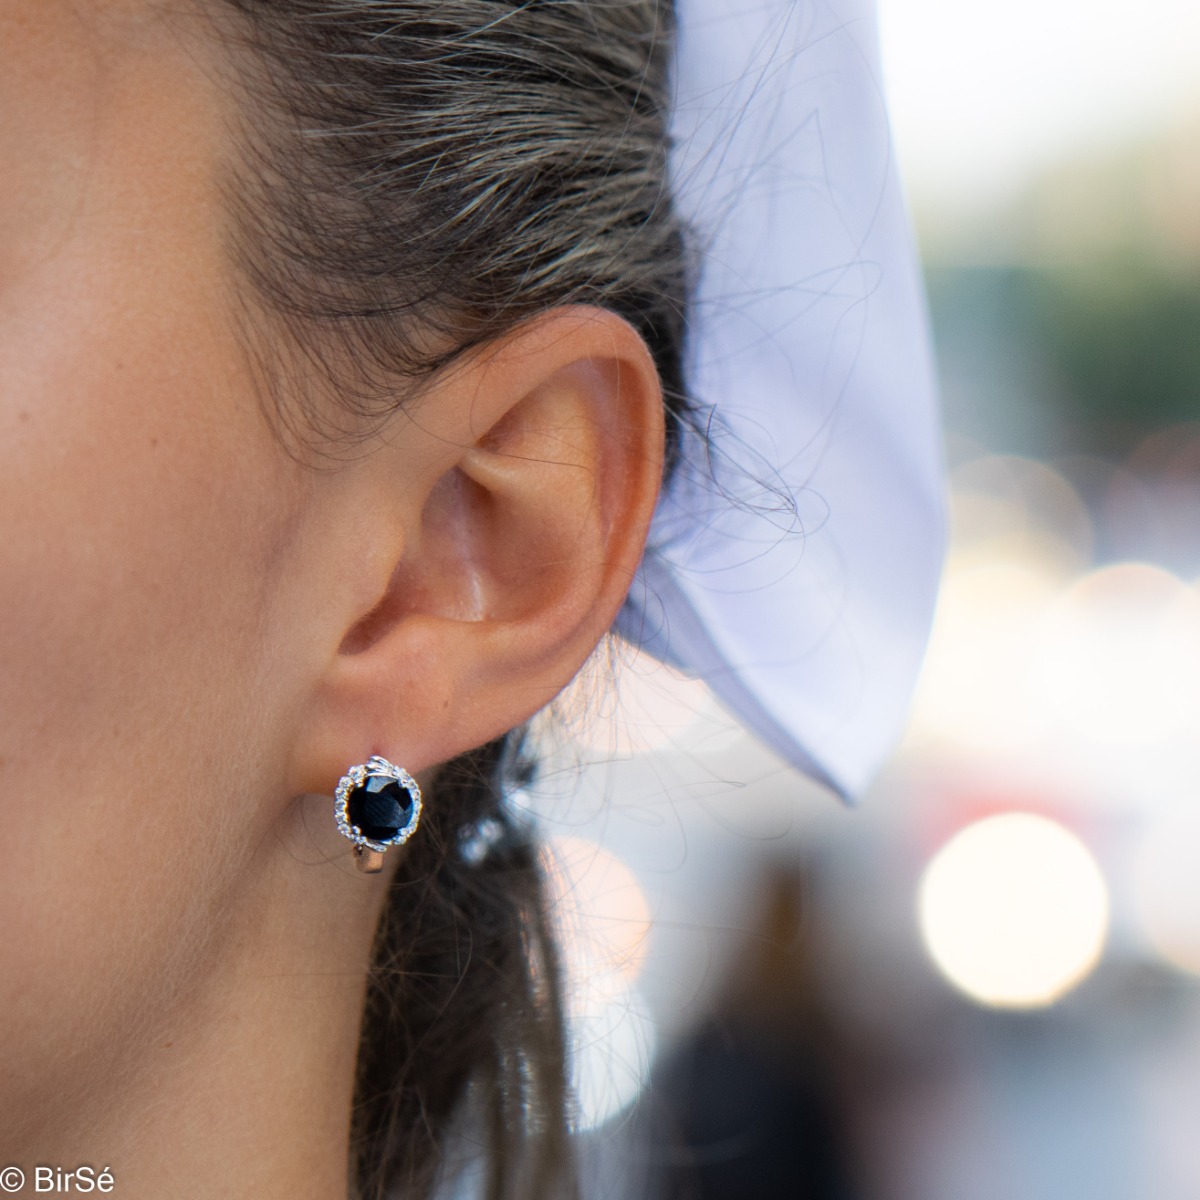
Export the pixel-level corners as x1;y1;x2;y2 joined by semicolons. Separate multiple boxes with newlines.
0;0;217;129
1;0;177;35
0;0;175;61
0;0;230;271
0;0;218;113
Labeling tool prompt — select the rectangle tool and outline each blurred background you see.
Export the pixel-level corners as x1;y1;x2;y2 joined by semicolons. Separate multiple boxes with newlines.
515;3;1200;1197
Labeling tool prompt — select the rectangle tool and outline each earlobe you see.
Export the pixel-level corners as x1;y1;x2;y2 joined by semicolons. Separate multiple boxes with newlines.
288;307;664;796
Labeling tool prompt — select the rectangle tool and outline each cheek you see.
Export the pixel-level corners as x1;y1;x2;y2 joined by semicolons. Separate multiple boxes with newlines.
0;261;304;1119
0;134;292;767
0;90;305;1111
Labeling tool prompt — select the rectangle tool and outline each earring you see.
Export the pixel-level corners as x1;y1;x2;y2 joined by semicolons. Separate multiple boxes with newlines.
334;756;423;873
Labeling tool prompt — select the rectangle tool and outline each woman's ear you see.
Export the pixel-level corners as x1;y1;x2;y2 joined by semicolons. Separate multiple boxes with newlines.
287;306;665;795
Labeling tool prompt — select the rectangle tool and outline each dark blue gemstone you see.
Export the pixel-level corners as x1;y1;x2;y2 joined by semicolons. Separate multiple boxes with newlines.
348;775;413;841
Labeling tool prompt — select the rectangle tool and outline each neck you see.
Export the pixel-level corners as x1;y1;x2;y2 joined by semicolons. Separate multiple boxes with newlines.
8;795;390;1200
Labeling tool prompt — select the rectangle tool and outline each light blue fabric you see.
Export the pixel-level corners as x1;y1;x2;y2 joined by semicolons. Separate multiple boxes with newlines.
617;0;946;798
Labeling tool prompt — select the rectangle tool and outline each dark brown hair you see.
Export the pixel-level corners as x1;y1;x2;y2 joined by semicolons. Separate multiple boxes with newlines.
212;2;689;1196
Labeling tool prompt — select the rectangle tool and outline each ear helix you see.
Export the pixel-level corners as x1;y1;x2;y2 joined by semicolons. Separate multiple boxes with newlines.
333;756;422;873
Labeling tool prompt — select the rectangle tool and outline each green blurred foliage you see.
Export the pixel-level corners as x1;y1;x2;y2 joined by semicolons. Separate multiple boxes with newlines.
924;258;1200;458
920;116;1200;459
1022;259;1200;453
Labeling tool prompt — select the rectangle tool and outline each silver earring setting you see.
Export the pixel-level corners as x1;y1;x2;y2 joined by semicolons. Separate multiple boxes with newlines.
334;755;422;873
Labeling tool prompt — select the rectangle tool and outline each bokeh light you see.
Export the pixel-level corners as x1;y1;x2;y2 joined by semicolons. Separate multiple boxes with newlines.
1032;563;1200;749
542;834;652;986
906;456;1089;754
1130;806;1200;976
541;835;657;1130
950;455;1094;568
567;986;657;1133
909;555;1066;752
918;813;1110;1008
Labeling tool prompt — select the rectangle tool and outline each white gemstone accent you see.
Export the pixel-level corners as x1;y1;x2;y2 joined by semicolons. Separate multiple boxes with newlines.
332;756;423;854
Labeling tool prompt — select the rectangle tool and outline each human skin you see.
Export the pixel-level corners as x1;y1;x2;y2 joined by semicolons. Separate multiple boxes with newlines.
0;3;664;1196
